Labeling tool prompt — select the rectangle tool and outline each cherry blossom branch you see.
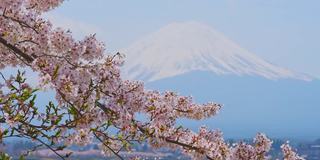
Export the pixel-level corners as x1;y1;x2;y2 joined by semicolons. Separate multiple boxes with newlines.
0;37;34;63
0;1;305;159
93;131;124;160
2;8;40;34
136;124;216;159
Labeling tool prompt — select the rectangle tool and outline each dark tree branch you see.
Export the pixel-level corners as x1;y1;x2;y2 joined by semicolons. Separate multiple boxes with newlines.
93;132;124;160
137;125;215;160
0;37;34;63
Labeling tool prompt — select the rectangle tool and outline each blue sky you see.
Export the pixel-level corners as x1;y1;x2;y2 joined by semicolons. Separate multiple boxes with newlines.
47;0;320;78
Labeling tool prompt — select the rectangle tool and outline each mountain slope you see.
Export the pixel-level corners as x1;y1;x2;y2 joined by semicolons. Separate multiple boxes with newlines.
121;22;310;82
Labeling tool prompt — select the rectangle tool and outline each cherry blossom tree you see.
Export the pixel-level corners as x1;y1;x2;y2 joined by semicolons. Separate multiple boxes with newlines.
0;0;304;159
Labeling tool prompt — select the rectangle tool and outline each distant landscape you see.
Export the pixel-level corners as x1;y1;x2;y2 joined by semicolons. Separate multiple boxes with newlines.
3;138;320;160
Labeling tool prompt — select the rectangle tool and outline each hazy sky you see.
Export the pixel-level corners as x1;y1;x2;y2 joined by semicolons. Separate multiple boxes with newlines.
47;0;320;78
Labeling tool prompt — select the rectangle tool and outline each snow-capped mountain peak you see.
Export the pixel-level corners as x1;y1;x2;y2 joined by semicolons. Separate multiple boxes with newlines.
121;21;311;82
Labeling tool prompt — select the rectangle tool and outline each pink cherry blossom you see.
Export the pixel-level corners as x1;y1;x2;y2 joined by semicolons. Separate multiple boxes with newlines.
0;1;305;160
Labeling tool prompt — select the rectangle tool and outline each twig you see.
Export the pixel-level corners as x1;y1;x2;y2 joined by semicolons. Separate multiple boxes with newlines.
93;132;124;160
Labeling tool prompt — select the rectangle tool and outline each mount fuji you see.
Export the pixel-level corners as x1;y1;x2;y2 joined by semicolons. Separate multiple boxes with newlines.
120;22;319;139
121;22;311;82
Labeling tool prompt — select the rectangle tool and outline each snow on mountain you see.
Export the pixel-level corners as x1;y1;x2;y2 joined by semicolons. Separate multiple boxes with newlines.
120;22;311;82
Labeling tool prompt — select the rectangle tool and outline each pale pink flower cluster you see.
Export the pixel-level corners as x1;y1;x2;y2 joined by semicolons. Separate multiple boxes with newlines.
230;133;272;160
281;142;305;160
0;0;305;159
26;0;63;12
